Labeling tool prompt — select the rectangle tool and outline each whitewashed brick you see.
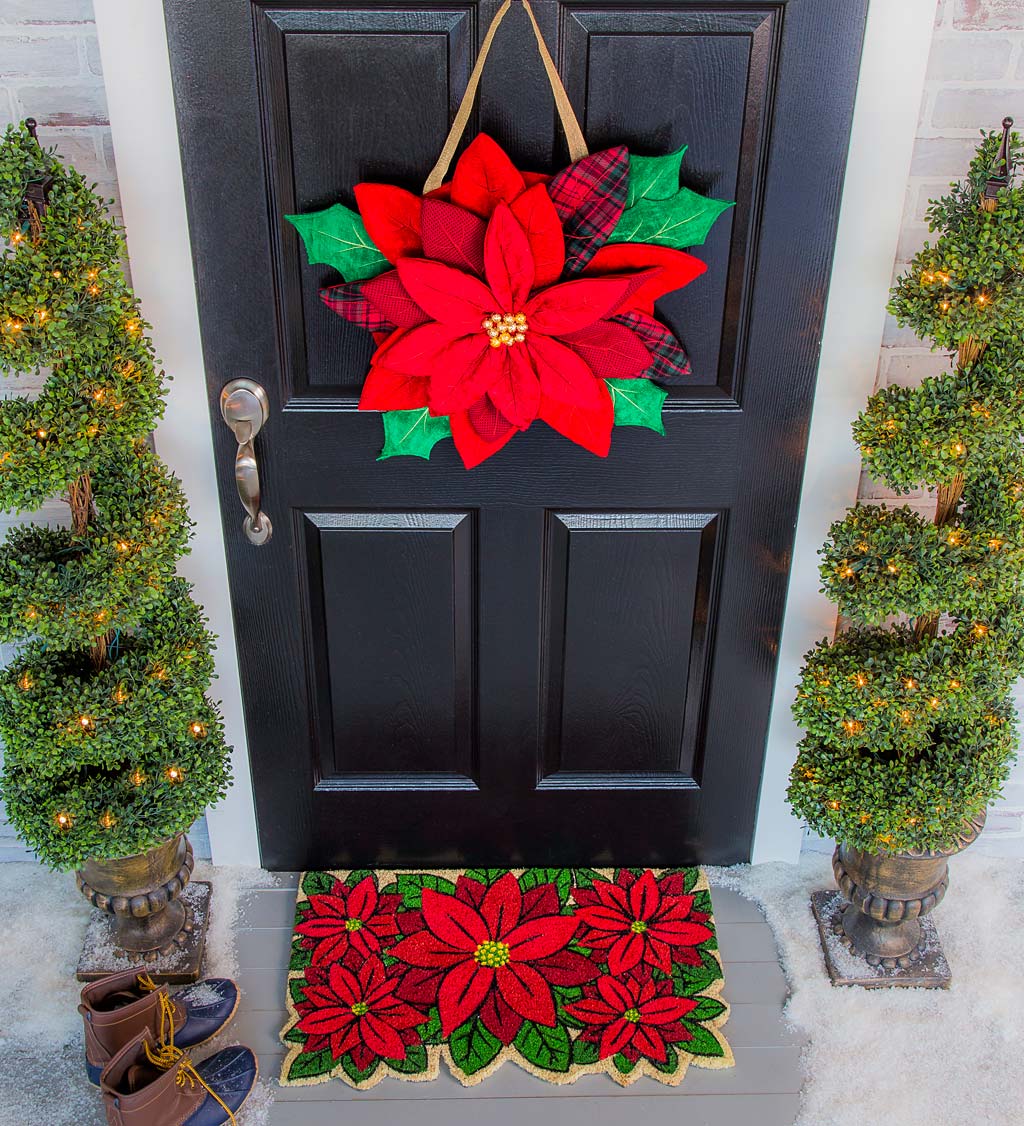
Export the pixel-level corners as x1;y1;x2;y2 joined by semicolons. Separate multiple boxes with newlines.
0;34;81;78
897;223;930;263
882;351;950;387
953;0;1024;31
10;77;107;126
882;312;926;348
926;32;1014;80
0;0;93;24
932;87;1022;129
83;29;102;76
910;135;985;176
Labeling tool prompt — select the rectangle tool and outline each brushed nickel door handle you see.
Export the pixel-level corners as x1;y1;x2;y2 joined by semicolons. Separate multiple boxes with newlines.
220;378;272;546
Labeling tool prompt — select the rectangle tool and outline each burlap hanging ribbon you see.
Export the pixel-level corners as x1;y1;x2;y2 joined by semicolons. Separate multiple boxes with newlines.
423;0;589;194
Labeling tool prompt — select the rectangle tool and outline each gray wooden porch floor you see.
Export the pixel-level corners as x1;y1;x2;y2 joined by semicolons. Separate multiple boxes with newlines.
232;876;804;1125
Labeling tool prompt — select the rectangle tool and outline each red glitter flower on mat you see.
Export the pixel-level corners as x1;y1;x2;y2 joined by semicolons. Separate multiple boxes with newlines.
572;868;714;975
564;968;699;1063
295;875;402;966
295;956;425;1065
321;135;705;467
388;871;587;1037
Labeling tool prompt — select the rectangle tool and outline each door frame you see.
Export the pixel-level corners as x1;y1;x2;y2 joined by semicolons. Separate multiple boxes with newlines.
94;0;936;868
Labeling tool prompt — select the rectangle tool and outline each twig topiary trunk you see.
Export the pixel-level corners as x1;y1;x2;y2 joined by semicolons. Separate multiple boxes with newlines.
0;123;231;869
787;125;1024;854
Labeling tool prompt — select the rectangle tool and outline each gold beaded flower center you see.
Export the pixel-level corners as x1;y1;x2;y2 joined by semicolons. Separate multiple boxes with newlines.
482;311;529;348
473;939;512;968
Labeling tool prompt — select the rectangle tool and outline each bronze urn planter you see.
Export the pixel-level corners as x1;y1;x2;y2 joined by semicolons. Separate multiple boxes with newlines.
75;833;212;984
811;813;985;988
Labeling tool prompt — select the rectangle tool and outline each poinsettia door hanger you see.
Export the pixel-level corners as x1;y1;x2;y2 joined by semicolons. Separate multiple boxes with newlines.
287;0;732;470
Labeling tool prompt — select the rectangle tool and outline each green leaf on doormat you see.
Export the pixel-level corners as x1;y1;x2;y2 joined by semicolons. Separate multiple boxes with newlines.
286;1048;334;1082
687;996;727;1023
419;1006;444;1045
681;1023;726;1057
674;964;720;997
345;869;373;888
625;146;688;208
607;378;667;433
301;871;334;897
650;1043;679;1075
288;944;312;972
285;204;389;281
613;1051;636;1075
464;868;509;886
282;1026;306;1045
608;185;733;249
340;1052;379;1085
519;867;573;903
288;977;307;1006
692;889;713;915
683;868;700;894
514;1019;571;1073
387;1043;429;1075
449;1016;502;1076
378;408;452;461
395;871;456;909
571;1036;600;1065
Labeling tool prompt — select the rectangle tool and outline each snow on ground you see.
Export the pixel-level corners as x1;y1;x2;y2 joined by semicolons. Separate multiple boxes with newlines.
0;861;274;1126
709;852;1024;1126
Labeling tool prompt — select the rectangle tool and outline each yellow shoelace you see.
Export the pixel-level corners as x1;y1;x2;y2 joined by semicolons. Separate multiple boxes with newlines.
137;973;177;1053
143;1038;238;1126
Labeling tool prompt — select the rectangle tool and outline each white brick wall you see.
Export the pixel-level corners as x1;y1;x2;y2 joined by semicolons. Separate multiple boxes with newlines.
1;0;1022;859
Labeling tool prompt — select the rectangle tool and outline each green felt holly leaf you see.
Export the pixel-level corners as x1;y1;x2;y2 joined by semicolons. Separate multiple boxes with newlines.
285;204;389;281
607;379;668;434
681;1023;726;1057
449;1016;502;1076
515;1020;571;1073
286;1048;334;1082
394;871;456;909
386;1043;429;1074
687;996;727;1023
609;185;733;249
626;146;688;207
378;409;452;461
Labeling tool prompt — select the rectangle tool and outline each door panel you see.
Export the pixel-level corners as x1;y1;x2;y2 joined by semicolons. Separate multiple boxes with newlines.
165;0;867;869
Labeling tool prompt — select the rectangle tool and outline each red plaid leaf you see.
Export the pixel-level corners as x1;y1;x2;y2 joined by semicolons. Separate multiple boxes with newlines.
612;311;692;384
320;283;397;333
546;147;629;275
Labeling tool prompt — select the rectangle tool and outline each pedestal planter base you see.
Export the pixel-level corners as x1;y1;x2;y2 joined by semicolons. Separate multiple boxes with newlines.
812;890;950;988
76;879;211;985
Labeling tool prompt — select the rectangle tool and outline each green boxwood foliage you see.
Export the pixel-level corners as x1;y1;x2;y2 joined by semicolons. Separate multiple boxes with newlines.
0;122;231;869
789;128;1023;853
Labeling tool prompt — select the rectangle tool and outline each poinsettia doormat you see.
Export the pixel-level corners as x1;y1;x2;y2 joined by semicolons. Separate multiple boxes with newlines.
280;867;733;1089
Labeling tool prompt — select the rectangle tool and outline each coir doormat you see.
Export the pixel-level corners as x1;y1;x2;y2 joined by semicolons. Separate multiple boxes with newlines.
279;867;733;1089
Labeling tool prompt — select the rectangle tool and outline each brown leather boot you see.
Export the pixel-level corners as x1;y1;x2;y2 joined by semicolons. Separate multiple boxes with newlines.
99;1030;258;1126
80;968;240;1085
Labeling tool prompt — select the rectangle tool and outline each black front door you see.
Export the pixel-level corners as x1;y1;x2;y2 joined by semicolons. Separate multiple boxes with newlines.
165;0;866;870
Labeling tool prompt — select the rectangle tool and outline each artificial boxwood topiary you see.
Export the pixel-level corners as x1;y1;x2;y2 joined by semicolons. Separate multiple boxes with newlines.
0;122;231;869
788;127;1023;854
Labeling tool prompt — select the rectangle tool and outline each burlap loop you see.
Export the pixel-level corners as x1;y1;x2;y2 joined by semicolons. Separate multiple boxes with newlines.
423;0;588;194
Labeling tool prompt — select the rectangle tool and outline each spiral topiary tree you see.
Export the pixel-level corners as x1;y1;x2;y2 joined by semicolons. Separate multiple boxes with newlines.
787;124;1024;855
0;121;231;870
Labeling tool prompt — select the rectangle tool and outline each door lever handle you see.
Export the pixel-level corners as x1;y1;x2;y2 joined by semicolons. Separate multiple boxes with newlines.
220;378;272;546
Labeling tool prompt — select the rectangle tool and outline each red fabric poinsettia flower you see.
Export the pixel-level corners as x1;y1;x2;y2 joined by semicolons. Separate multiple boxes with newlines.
388;871;584;1037
295;875;402;966
295;955;425;1065
572;869;714;975
321;135;705;467
564;967;698;1063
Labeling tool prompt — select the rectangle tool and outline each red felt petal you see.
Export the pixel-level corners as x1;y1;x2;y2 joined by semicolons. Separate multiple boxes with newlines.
449;408;517;469
480;872;524;940
451;134;526;218
396;258;496;329
497;962;556;1027
422;887;489;949
583;243;707;313
420;199;487;276
439;961;493;1037
510;184;564;287
487;347;541;430
360;271;430;329
467;396;515;443
353;183;423;263
522;171;552;187
557;320;652;380
525;334;606;411
484;203;534;310
538;384;614;457
428;340;505;416
506;911;580;961
425;182;452;202
358;365;430;412
319;284;397;333
377;323;483;382
524;274;636;335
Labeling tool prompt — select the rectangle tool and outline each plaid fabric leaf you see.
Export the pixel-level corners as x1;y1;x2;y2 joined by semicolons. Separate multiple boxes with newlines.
320;283;397;333
612;311;692;384
546;147;629;275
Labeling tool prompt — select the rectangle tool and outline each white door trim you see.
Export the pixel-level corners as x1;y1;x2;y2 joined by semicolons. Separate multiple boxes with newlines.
94;0;934;868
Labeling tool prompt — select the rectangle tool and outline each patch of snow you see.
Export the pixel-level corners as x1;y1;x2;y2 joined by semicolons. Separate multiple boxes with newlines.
708;852;1024;1126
